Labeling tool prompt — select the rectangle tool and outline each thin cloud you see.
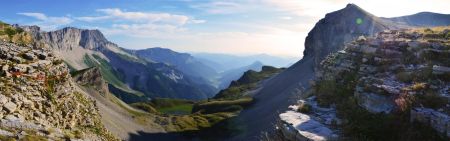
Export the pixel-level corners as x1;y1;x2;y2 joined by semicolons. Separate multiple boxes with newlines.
17;12;73;30
190;1;244;14
76;8;206;26
76;8;206;39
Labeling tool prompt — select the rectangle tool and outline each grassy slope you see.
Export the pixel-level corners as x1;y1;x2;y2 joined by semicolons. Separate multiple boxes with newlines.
0;21;33;46
83;54;144;97
214;66;284;100
137;66;282;132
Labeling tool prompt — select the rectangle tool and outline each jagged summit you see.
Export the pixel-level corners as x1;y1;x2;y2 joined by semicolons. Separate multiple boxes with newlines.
303;3;389;68
343;3;369;14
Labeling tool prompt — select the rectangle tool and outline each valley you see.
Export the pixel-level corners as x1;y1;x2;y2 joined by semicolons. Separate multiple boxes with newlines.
0;1;449;141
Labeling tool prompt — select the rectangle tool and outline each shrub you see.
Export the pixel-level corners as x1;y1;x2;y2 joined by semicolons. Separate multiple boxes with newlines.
416;91;447;109
396;71;412;82
4;27;16;38
297;103;312;113
192;97;252;114
130;102;158;113
410;83;427;91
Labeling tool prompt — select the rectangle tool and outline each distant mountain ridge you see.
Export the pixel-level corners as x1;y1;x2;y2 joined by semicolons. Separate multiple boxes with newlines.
385;12;450;27
127;47;219;85
193;53;297;72
218;61;264;89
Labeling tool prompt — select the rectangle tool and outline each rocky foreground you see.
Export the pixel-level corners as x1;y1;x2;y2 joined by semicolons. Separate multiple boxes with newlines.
0;41;117;140
278;27;450;140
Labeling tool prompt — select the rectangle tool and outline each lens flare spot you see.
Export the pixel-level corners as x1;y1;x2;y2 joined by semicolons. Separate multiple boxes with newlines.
356;18;363;25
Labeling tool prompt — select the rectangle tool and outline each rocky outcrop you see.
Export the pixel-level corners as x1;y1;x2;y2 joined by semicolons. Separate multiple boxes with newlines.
303;4;393;69
0;41;117;140
72;67;109;96
411;108;450;137
278;97;339;141
311;27;450;139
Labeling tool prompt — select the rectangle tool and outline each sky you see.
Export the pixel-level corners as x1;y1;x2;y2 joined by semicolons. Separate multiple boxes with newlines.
0;0;449;58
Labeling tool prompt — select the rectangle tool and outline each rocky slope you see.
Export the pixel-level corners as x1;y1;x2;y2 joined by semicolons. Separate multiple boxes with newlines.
227;4;450;141
22;26;216;100
278;27;449;140
0;40;116;140
72;66;165;140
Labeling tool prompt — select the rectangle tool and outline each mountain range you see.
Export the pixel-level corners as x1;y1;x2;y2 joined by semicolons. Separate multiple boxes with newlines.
19;26;290;101
0;2;449;141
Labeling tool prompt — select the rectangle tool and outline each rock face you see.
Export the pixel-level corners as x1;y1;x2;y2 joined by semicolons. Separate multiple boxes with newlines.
0;41;117;140
72;67;109;96
40;27;110;51
303;4;392;69
411;108;450;137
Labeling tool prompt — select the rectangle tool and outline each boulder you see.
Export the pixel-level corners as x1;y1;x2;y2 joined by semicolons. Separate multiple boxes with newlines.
354;86;395;113
432;65;450;75
37;53;47;60
410;108;450;137
0;94;8;105
3;102;17;113
23;53;36;60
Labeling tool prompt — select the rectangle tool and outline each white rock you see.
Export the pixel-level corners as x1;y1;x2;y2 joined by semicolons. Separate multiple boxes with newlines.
0;94;8;104
3;102;17;113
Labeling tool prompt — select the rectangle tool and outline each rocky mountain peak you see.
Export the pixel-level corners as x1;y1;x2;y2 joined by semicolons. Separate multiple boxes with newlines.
302;3;390;69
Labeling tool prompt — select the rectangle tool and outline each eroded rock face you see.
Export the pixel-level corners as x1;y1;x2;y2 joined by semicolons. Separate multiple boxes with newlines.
303;4;392;69
72;67;109;96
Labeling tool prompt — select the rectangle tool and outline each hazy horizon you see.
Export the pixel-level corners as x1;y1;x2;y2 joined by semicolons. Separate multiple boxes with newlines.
1;0;449;58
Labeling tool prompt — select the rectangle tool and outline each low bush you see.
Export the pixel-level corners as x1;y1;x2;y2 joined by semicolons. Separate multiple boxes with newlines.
192;97;252;114
297;103;312;113
415;91;448;109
